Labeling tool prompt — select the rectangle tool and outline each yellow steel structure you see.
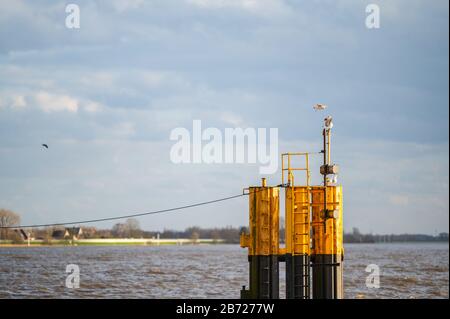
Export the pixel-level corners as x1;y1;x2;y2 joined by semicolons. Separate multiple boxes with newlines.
241;121;344;299
311;186;343;256
285;186;310;255
240;180;279;256
311;185;344;299
281;153;311;256
281;153;313;298
240;178;280;299
281;152;311;187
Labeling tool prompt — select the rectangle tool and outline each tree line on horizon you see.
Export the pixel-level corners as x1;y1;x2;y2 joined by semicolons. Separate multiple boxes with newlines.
1;209;448;244
344;227;449;243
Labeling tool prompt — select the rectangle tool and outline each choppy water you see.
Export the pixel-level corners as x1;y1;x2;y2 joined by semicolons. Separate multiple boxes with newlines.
0;243;448;299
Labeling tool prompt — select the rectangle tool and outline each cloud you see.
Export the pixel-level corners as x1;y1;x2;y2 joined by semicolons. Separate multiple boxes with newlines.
0;89;104;114
84;101;102;113
185;0;293;16
0;94;27;109
11;95;27;108
0;0;447;233
34;91;79;113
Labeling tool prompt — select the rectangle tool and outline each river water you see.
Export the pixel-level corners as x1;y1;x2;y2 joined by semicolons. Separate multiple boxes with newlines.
0;243;448;299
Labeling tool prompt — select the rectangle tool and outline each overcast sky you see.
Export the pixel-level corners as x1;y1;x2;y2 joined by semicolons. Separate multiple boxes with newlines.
0;0;448;234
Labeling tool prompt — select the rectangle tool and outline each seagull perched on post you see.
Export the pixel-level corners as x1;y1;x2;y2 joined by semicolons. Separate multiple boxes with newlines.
324;116;333;130
42;144;49;149
313;103;327;111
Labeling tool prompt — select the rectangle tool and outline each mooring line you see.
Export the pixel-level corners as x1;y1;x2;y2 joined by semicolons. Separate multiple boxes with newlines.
0;193;246;229
0;186;281;229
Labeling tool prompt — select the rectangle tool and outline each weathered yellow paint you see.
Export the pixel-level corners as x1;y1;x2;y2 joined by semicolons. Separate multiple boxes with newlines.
240;233;250;248
243;186;279;256
311;186;343;256
285;186;310;256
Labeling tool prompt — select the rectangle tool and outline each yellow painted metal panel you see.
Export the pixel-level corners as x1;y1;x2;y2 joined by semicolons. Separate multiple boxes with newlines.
246;186;279;256
311;186;343;256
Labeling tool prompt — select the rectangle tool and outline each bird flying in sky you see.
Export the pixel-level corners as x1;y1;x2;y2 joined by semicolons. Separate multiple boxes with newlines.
42;144;48;149
313;103;327;111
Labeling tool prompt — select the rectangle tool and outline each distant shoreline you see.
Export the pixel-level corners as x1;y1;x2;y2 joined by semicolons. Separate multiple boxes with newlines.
0;238;226;247
0;241;448;248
